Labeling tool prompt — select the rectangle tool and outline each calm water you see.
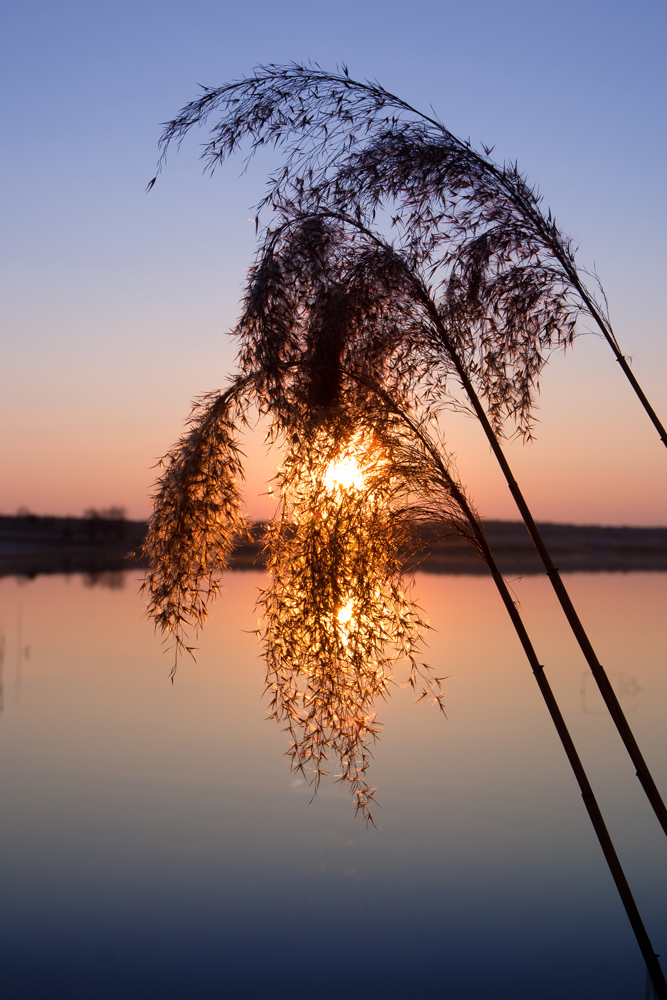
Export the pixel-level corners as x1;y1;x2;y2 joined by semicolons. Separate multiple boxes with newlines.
0;569;665;999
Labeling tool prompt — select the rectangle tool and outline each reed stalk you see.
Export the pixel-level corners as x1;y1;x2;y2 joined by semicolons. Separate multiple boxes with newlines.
417;279;667;839
238;208;667;839
141;255;667;999
370;383;667;998
145;71;667;990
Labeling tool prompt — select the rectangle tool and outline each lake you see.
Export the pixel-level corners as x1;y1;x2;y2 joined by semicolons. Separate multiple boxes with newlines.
0;568;665;999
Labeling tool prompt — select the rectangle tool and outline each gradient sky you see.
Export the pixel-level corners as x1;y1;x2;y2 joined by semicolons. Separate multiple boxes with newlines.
2;0;666;525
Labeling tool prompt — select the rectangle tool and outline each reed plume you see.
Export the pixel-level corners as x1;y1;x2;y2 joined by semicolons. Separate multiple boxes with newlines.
260;412;438;824
142;378;253;670
233;208;667;841
143;72;667;992
150;62;666;446
152;66;667;836
143;345;667;988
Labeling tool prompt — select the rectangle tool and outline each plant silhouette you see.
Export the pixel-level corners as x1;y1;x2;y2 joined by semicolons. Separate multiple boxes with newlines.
148;65;667;839
236;209;667;840
143;301;666;991
144;69;667;996
151;62;666;447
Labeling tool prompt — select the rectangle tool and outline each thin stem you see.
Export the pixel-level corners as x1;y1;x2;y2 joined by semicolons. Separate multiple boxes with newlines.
565;271;667;449
429;310;667;839
252;212;667;837
487;562;667;999
371;387;667;997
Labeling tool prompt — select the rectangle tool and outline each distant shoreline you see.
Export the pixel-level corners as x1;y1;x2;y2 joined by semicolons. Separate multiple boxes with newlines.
1;513;666;580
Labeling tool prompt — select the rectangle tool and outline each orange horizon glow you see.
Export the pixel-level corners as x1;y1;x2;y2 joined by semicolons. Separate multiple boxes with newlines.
4;353;667;528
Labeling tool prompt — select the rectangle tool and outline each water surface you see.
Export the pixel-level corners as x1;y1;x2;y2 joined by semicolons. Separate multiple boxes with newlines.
0;570;665;999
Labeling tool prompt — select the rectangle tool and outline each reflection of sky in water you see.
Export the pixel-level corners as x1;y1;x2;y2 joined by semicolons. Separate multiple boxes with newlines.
0;571;665;999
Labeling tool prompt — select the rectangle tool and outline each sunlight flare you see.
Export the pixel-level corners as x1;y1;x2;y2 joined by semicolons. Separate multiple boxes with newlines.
337;596;354;626
324;454;365;493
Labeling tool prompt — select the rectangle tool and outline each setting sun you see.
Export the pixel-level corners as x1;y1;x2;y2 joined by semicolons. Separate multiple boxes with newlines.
337;597;354;626
323;454;365;493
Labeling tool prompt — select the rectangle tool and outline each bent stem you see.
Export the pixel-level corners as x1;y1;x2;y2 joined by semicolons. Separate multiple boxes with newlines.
376;388;667;998
333;216;667;841
385;258;667;840
565;269;667;449
455;349;667;838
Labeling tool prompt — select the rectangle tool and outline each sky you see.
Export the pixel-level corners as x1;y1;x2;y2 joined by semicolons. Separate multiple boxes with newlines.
1;0;666;525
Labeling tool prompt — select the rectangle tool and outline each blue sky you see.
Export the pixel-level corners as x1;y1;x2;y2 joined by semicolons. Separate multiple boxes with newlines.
2;0;666;523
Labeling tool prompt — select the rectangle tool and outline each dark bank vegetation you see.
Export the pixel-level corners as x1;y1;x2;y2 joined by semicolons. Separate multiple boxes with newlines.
2;513;666;579
0;512;146;579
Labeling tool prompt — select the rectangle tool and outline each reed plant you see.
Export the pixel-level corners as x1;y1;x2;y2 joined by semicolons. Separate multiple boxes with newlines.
142;378;253;671
143;71;667;993
230;208;667;839
143;320;666;993
149;69;667;839
260;411;439;823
